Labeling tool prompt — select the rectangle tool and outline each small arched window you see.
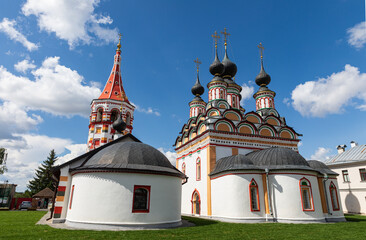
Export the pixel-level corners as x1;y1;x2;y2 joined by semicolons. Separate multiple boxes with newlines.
196;158;201;181
300;178;314;211
132;185;150;213
329;181;340;211
96;108;103;122
110;109;119;122
125;113;131;126
249;179;260;211
182;163;186;174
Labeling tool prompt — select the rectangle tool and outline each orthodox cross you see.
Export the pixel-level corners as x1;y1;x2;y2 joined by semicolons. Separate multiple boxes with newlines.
257;42;264;60
117;33;122;51
194;58;201;73
221;28;230;45
211;31;220;48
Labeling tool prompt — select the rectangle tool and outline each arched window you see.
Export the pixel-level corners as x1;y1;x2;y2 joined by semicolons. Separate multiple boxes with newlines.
232;97;236;108
182;163;186;174
96;108;103;122
132;185;150;213
196;158;201;181
110;109;119;122
299;178;314;211
249;179;260;211
220;89;224;99
191;190;200;215
125;113;131;126
329;181;340;211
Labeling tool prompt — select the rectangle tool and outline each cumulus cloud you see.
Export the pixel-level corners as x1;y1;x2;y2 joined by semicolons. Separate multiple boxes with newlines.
310;147;332;162
0;134;73;191
240;82;254;106
158;147;177;166
0;56;101;117
14;59;36;73
131;102;161;116
57;143;87;165
0;18;39;51
22;0;118;49
290;64;366;117
347;21;366;49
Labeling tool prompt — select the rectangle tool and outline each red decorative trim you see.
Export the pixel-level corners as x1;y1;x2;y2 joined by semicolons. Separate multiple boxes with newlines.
249;178;260;212
54;206;62;214
196;158;201;181
69;185;75;210
211;172;263;180
269;172;318;177
58;186;66;192
132;185;151;213
329;181;340;211
71;169;184;179
177;143;209;160
191;189;201;215
299;177;315;212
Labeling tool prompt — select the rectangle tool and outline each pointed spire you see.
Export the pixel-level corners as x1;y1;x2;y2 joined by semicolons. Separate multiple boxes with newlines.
255;42;271;87
220;28;237;79
209;31;224;76
192;58;204;97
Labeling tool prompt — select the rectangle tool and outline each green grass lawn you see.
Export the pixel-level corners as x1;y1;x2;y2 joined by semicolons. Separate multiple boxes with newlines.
0;211;365;240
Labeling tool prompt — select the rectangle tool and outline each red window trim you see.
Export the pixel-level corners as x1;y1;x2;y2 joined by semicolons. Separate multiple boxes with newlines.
69;185;75;210
132;185;151;213
329;181;340;211
196;158;201;181
299;177;315;212
191;189;201;215
249;178;260;212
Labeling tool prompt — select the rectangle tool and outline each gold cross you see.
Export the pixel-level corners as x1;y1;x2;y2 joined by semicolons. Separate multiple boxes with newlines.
221;28;230;45
257;42;264;59
119;33;122;41
194;57;201;73
211;31;220;48
117;33;122;51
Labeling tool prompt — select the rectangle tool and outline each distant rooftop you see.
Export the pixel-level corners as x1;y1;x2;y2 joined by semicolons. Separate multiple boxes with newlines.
325;144;366;165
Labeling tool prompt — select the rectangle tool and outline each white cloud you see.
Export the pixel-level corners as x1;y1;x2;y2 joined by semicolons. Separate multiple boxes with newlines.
310;147;332;162
14;59;36;73
0;134;73;191
0;56;101;117
347;21;366;49
131;102;161;116
240;82;254;106
290;64;366;117
22;0;118;49
0;18;39;51
57;144;87;164
158;147;177;166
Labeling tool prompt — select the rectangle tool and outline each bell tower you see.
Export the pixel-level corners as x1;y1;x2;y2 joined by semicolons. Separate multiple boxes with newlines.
87;34;135;151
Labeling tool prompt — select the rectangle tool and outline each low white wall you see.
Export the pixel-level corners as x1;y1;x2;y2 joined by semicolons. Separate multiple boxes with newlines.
66;172;182;225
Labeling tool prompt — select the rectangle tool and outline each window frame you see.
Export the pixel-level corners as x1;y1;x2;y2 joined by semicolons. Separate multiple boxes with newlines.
69;185;75;210
342;170;350;182
329;181;340;211
299;177;315;212
249;179;260;212
132;185;151;213
196;158;201;181
360;168;366;182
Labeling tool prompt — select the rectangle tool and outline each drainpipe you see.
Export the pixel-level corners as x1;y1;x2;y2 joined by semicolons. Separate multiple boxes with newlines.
265;168;273;221
322;173;331;218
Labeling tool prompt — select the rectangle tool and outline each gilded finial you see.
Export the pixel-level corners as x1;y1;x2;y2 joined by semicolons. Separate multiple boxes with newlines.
221;28;230;46
194;57;201;73
257;42;264;60
117;33;122;51
211;31;220;49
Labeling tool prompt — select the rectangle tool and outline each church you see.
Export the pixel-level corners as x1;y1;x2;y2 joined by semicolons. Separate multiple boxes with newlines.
174;29;345;223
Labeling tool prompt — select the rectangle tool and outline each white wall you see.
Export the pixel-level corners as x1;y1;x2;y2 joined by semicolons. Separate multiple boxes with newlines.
66;172;182;225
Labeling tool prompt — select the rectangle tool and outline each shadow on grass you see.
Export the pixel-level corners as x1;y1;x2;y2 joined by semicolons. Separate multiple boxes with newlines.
345;214;366;222
182;216;219;227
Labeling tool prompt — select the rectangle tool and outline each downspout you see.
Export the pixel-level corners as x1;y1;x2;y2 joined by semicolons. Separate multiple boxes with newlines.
47;174;59;221
265;168;273;221
322;173;331;218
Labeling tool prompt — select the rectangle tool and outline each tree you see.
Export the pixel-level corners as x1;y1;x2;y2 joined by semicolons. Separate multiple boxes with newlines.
27;150;57;195
0;148;7;175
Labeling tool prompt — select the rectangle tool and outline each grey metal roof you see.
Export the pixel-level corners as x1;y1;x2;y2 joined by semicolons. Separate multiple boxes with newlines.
210;154;259;176
71;141;185;178
307;160;338;175
326;145;366;165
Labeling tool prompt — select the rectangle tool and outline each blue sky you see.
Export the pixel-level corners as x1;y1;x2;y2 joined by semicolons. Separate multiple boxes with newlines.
0;0;365;191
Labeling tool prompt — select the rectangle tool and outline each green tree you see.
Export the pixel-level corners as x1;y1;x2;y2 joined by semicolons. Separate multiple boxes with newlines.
0;148;7;175
27;150;57;195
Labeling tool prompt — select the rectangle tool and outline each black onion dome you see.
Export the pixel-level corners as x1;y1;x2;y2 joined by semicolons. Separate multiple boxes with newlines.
255;62;271;86
209;48;225;76
112;114;126;133
246;147;313;170
74;141;185;178
221;48;237;78
210;154;258;175
307;160;338;175
191;75;204;96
